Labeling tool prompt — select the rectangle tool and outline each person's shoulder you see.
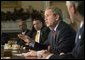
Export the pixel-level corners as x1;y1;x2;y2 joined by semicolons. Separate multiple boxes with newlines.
42;26;50;32
58;21;76;33
60;21;74;29
60;21;70;27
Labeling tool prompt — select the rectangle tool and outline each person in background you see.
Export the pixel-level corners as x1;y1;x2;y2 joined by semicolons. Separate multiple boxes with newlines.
17;19;31;47
18;17;50;51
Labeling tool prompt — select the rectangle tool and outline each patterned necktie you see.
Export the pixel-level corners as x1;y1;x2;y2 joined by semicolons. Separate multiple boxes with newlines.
52;30;56;39
35;31;40;43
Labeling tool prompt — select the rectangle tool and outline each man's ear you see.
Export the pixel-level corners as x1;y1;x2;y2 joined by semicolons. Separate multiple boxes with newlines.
55;15;60;21
70;4;76;14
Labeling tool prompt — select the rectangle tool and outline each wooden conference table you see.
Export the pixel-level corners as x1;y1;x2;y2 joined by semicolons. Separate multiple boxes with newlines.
1;45;38;59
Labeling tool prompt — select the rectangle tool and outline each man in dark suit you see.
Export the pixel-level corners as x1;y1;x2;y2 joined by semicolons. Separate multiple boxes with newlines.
18;17;50;50
45;20;76;54
17;20;31;47
29;18;50;50
41;1;84;59
66;1;84;59
37;7;75;58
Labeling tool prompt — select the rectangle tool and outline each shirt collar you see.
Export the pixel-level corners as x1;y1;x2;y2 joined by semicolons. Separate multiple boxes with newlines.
54;21;60;31
80;21;84;28
37;30;41;33
22;31;26;35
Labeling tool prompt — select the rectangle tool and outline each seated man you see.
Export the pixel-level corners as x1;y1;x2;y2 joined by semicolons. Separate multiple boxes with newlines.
16;19;31;47
39;1;84;59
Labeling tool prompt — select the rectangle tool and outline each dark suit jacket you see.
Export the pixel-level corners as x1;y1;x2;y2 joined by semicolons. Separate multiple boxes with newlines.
29;26;50;50
16;29;31;47
47;21;76;54
1;33;10;45
72;24;84;59
49;23;84;59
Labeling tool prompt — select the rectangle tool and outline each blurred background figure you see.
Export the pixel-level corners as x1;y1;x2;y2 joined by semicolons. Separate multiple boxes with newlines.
16;19;31;47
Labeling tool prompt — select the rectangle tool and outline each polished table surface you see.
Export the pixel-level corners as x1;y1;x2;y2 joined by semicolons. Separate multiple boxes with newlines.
1;45;39;59
1;49;27;59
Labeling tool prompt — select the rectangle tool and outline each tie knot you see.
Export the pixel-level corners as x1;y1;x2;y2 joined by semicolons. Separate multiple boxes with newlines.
52;30;56;39
37;31;40;34
52;30;55;33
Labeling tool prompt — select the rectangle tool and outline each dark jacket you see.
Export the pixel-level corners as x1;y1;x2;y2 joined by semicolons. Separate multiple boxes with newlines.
16;29;31;47
50;24;84;59
29;26;50;50
1;33;10;45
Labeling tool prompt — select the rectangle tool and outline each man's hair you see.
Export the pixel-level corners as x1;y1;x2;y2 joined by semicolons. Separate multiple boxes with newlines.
18;19;27;26
45;6;63;20
32;16;44;24
69;1;84;17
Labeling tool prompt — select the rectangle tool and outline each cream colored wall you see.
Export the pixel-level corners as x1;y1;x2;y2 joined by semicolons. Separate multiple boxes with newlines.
21;1;44;10
1;1;45;12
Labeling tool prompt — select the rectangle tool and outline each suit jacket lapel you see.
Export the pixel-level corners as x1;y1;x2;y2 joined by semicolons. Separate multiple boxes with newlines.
54;21;62;43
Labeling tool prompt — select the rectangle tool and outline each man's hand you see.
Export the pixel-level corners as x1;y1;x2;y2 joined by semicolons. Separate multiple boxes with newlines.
18;34;31;44
22;50;54;59
59;52;65;56
22;51;37;59
41;50;53;59
22;50;37;57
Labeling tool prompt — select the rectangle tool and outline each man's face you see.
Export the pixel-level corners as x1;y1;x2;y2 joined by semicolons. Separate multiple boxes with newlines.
19;21;27;31
33;20;42;31
66;1;75;22
44;9;58;27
